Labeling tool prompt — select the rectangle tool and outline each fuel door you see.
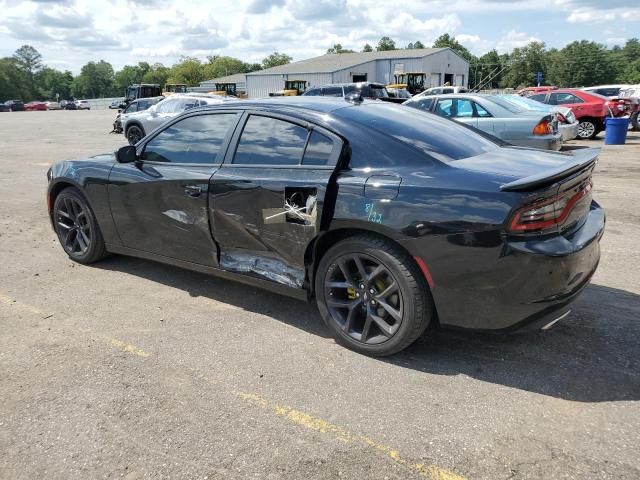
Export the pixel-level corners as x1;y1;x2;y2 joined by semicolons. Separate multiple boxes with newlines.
364;175;401;200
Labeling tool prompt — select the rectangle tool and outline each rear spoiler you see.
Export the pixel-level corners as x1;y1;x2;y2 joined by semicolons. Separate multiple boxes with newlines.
500;148;599;192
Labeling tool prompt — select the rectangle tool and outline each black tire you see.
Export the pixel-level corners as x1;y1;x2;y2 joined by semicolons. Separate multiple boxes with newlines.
126;125;145;145
630;112;639;131
315;235;433;356
577;119;598;139
52;187;108;264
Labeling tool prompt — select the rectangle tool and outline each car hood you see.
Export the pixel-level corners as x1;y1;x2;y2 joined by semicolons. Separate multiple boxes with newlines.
451;146;597;182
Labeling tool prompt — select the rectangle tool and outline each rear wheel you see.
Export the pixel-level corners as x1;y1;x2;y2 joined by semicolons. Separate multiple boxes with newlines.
577;119;598;139
126;125;145;145
53;187;107;264
630;112;639;131
315;235;432;356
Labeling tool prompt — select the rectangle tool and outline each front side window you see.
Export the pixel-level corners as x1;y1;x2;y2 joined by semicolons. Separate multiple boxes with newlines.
368;86;389;99
141;113;237;164
233;115;308;165
435;98;453;117
529;93;548;104
124;103;138;113
454;99;474;118
550;93;583;105
155;98;181;113
304;88;320;96
406;97;434;111
322;86;343;97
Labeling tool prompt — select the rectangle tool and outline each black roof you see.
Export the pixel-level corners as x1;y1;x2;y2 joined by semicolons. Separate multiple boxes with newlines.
200;96;358;114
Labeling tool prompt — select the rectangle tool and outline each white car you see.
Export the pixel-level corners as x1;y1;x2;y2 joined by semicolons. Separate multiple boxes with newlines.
581;85;631;98
416;86;468;97
122;93;236;145
75;100;91;110
45;101;61;110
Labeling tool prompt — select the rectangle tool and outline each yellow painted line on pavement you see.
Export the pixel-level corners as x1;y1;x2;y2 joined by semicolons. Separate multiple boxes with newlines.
232;389;466;480
108;337;150;357
106;344;466;479
0;293;45;316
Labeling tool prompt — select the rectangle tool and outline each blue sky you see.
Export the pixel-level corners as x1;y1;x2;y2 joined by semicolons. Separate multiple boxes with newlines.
0;0;638;73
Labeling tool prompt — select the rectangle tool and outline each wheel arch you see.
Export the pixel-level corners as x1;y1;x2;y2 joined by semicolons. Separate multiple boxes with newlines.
305;227;438;318
47;179;83;215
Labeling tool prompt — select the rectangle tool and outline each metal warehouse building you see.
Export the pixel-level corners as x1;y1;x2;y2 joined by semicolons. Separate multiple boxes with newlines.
244;48;469;98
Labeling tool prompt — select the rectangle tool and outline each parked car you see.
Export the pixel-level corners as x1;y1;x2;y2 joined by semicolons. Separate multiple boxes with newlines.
47;97;604;356
415;86;468;96
45;101;61;110
385;86;412;100
122;93;234;145
112;96;164;134
25;101;48;111
60;100;77;110
4;100;25;111
302;83;405;103
518;86;557;97
619;85;640;130
0;104;10;112
76;100;91;110
403;93;562;150
492;94;579;142
582;85;630;98
528;89;629;139
109;98;124;109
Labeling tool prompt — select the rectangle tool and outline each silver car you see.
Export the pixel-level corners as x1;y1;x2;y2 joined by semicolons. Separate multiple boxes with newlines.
491;94;579;142
122;94;235;145
403;93;562;150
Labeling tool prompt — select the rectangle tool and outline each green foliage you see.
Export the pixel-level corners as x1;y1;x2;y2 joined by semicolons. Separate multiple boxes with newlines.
262;52;292;69
545;41;614;87
432;34;473;62
501;41;547;88
141;63;171;87
327;44;355;54
0;58;30;101
13;45;43;95
72;60;116;98
166;57;205;86
362;43;373;52
204;55;261;79
34;67;74;100
376;37;396;51
113;62;151;93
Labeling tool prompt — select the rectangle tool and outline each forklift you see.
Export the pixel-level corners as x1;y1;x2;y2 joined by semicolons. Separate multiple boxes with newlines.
162;83;188;96
269;80;308;97
121;84;162;109
391;73;426;95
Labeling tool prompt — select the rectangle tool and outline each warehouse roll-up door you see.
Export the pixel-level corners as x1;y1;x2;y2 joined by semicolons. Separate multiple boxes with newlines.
430;73;441;87
455;74;465;86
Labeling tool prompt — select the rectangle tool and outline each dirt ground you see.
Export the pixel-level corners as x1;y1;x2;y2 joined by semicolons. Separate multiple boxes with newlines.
0;110;639;480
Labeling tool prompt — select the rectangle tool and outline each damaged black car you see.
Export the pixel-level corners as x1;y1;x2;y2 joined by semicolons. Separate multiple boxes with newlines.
47;97;604;356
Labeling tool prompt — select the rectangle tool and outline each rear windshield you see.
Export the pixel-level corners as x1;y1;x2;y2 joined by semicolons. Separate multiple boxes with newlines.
335;102;499;162
491;95;551;113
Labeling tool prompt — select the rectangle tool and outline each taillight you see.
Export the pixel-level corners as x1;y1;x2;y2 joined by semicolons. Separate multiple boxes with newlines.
508;181;593;233
532;119;552;135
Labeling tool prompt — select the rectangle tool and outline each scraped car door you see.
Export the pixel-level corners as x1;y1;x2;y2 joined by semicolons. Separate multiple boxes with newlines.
209;112;343;289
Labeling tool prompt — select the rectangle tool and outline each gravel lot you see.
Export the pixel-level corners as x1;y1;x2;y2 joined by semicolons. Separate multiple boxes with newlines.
1;109;639;480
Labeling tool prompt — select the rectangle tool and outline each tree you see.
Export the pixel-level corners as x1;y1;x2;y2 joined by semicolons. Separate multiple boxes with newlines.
73;60;115;98
262;52;292;69
0;58;29;101
471;49;503;89
406;41;425;49
113;62;151;92
613;38;640;84
141;63;171;87
167;57;205;86
500;41;548;88
545;41;614;87
376;37;396;51
13;45;43;95
362;43;373;52
432;34;473;62
327;44;354;54
34;67;73;100
204;55;257;79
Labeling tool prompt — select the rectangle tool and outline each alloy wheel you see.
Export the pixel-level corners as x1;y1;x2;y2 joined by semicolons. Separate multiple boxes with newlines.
127;126;143;145
55;196;92;256
324;253;404;345
577;121;595;139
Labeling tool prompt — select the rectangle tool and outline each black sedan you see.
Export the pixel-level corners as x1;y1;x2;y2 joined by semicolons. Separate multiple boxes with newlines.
4;100;25;111
46;97;604;356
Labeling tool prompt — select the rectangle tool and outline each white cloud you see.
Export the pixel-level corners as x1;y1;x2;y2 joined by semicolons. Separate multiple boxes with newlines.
495;30;542;53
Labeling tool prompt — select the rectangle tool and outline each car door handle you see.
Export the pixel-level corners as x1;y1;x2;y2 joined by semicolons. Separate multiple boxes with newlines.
183;185;202;197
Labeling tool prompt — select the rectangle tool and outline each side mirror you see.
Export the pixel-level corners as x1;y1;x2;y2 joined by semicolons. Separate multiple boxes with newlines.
116;145;137;163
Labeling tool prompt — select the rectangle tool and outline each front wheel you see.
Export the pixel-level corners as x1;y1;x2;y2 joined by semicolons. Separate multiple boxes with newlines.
53;187;107;264
126;125;145;145
577;119;598;139
315;235;433;356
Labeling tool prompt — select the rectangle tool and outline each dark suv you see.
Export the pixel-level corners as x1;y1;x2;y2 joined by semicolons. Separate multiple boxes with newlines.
303;83;404;103
4;100;25;111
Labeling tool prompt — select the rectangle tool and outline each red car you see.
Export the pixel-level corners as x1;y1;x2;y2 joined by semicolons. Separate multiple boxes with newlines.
518;86;557;97
528;89;630;139
25;101;48;111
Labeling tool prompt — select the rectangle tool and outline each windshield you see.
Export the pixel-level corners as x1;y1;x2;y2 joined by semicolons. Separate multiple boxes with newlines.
336;102;500;162
493;94;552;113
369;86;389;99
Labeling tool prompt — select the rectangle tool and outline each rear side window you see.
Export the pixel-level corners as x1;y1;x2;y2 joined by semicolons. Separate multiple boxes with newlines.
303;131;333;166
335;103;499;162
549;93;583;105
304;88;320;96
142;113;237;164
529;94;547;103
322;86;343;97
155;98;181;113
233;115;308;165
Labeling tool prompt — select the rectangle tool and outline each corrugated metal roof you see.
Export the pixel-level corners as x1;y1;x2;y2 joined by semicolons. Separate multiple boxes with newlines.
246;48;451;75
200;73;246;85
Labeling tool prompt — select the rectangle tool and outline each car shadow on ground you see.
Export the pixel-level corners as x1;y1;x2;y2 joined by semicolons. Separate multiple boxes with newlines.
96;256;639;403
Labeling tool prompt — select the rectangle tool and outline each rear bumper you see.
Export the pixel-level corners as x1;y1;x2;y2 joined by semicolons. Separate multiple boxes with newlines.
401;202;605;332
513;134;563;151
559;122;579;142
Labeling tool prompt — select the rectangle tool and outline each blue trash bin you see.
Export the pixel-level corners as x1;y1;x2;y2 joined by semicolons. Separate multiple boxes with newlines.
604;117;630;145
